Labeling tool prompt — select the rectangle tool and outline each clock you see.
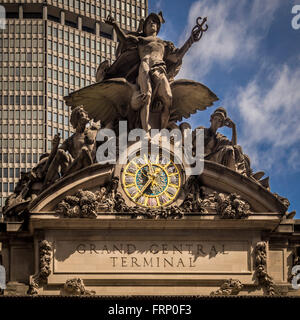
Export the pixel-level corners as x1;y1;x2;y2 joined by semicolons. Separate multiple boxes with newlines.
121;151;183;208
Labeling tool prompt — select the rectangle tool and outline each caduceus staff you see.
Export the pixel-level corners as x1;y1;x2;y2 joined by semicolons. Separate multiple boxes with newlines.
192;16;208;41
177;16;208;61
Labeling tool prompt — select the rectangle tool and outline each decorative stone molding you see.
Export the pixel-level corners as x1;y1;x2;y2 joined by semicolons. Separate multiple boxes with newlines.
27;240;52;295
55;179;253;218
215;193;251;219
56;189;102;218
55;177;120;218
255;241;277;296
210;279;243;296
183;176;252;217
130;205;184;219
273;193;290;211
180;191;252;217
62;278;95;296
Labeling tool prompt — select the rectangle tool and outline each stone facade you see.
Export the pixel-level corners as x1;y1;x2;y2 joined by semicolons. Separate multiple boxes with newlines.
0;9;299;297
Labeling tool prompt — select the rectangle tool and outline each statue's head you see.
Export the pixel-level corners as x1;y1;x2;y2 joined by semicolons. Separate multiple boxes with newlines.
210;107;228;129
70;106;90;131
143;12;165;36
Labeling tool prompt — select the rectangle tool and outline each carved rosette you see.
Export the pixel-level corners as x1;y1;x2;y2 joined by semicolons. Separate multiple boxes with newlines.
255;241;277;296
27;240;52;295
62;278;95;296
210;279;243;296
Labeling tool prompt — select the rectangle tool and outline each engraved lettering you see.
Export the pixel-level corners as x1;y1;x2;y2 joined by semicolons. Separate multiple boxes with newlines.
102;245;111;254
131;257;141;267
189;257;196;267
163;257;173;267
176;258;185;267
121;257;127;267
110;256;118;267
143;257;153;267
197;244;206;255
162;244;168;254
150;244;159;254
185;244;193;254
113;244;123;254
222;244;229;254
127;244;136;254
90;243;99;254
210;245;218;257
173;244;182;254
76;244;86;254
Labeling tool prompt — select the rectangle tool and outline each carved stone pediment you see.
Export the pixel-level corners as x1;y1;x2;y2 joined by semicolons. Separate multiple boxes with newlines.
24;160;288;219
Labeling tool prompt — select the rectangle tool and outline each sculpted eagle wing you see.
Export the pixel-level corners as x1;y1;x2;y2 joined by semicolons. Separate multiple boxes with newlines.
64;78;133;126
170;80;219;122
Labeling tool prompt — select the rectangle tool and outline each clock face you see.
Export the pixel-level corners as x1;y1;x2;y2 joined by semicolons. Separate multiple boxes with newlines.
121;152;182;208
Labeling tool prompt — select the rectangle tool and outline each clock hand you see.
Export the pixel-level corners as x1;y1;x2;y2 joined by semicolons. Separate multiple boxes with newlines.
141;167;148;178
144;154;154;175
135;177;152;198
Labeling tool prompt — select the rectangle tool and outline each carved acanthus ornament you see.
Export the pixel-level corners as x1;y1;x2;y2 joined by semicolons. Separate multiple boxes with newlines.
56;190;102;218
255;241;277;296
27;240;52;295
55;175;253;218
210;279;243;296
62;278;95;296
215;193;251;218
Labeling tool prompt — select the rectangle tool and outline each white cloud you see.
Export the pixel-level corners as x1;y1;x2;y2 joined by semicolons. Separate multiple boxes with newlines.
177;0;281;80
235;64;300;172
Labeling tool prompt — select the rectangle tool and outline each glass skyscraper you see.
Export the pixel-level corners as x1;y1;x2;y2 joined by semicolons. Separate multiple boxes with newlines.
0;0;148;213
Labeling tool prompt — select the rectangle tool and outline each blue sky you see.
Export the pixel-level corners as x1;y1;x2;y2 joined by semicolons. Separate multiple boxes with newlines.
149;0;300;217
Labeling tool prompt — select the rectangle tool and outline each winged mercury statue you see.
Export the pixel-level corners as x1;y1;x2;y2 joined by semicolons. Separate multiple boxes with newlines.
64;12;219;135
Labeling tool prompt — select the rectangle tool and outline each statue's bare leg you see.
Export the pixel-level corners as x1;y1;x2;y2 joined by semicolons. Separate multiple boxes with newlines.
156;74;172;129
137;61;152;134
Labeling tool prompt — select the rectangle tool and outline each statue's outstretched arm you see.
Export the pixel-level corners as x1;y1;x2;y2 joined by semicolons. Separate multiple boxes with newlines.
42;133;61;172
105;15;138;44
